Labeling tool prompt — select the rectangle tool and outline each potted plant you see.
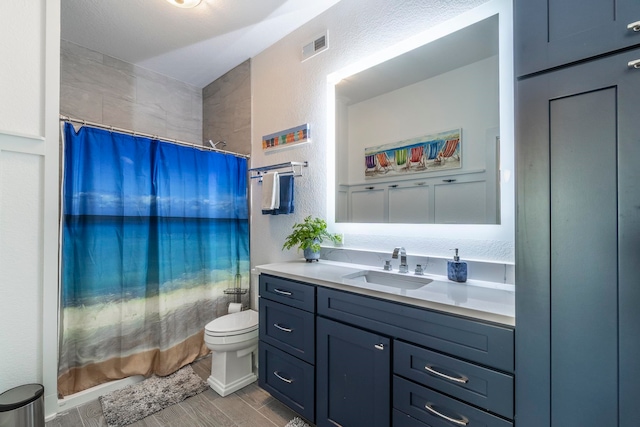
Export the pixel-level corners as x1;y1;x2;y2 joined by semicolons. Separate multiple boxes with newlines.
282;216;342;262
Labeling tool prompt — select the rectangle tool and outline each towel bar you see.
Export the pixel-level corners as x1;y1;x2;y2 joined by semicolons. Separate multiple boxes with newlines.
249;161;308;181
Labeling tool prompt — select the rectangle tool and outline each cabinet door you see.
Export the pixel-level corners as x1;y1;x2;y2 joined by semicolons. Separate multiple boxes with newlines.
516;0;640;76
388;182;430;223
433;179;488;224
516;47;640;426
349;185;385;223
316;317;390;427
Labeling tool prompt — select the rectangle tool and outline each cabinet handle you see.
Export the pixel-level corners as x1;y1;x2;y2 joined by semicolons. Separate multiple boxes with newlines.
273;323;293;333
424;403;469;426
374;344;385;350
365;186;375;190
389;184;398;188
424;364;469;384
414;182;426;186
273;288;292;296
442;179;457;183
628;59;640;69
273;371;293;384
628;21;640;32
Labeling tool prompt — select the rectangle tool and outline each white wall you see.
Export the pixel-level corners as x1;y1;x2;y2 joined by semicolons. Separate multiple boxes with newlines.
251;0;513;274
0;0;60;419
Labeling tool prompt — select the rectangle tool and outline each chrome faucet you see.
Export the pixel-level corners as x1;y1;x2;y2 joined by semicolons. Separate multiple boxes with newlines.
392;247;408;273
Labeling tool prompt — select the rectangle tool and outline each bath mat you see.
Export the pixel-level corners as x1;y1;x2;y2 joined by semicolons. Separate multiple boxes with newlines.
99;365;208;427
285;417;312;427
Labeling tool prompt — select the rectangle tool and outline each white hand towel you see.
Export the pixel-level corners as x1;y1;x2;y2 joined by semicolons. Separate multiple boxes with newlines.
261;171;280;210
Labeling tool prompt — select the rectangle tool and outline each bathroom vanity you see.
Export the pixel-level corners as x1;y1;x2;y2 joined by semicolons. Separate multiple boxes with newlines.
256;260;515;427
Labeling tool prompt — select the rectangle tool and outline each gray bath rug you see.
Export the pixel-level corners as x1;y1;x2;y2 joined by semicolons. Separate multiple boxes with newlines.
99;365;208;427
285;417;312;427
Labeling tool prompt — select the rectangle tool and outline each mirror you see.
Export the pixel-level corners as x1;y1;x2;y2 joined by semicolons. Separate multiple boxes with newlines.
327;0;514;235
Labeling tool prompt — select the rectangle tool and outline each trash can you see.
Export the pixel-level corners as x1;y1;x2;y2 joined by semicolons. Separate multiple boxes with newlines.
0;384;44;427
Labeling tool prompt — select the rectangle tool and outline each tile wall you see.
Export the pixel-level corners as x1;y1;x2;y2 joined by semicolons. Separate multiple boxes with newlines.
202;59;251;156
60;40;203;144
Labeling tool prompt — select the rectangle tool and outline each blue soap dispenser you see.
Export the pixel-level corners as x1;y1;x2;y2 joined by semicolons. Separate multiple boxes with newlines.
447;248;467;283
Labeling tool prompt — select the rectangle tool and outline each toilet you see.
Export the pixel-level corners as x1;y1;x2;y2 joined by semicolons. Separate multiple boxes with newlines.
204;309;259;397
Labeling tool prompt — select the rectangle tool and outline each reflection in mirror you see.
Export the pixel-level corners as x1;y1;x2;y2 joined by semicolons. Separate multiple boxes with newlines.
334;15;501;225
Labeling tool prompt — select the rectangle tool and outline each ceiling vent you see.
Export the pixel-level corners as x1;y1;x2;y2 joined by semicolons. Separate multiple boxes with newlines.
302;32;328;62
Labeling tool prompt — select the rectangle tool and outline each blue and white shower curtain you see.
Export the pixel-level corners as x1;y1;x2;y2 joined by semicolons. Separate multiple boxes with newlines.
58;123;248;395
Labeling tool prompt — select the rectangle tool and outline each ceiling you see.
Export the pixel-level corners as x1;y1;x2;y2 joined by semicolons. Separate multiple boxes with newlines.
61;0;342;89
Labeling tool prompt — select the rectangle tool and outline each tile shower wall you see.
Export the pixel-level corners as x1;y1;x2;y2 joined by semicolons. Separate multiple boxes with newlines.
202;59;251;156
60;40;203;144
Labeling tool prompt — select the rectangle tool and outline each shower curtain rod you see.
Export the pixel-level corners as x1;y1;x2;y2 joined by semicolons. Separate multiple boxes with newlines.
59;115;250;159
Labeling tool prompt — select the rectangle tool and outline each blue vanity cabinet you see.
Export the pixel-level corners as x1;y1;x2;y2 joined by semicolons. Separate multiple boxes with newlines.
515;0;640;77
516;45;640;427
316;317;391;427
316;287;514;427
258;274;316;422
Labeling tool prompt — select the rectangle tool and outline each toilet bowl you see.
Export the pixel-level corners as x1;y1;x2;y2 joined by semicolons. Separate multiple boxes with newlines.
204;309;259;397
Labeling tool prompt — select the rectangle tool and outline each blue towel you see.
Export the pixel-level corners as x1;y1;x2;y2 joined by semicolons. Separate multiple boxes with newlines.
265;174;294;215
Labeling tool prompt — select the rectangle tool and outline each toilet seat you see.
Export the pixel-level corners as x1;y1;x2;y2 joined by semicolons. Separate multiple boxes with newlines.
205;310;258;337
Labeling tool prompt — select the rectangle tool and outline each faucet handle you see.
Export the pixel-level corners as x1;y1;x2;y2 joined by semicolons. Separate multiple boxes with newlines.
383;260;392;271
414;264;424;275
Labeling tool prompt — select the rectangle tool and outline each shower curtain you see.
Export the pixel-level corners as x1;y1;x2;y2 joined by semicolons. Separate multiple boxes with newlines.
58;123;249;396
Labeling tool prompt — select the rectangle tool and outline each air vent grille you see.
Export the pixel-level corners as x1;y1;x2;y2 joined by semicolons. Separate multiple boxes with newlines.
314;35;326;51
302;31;328;62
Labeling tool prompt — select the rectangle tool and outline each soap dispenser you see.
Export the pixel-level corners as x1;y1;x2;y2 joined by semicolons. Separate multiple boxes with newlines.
447;248;467;283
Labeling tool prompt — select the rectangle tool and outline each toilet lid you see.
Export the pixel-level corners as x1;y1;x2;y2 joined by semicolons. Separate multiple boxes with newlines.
205;309;258;336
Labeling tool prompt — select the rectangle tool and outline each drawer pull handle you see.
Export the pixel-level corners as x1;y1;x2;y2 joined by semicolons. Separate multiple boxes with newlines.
424;403;469;426
628;21;640;32
374;344;385;350
365;186;375;190
273;288;292;296
424;364;469;384
628;59;640;69
414;182;426;186
273;371;293;384
442;179;457;183
273;323;293;333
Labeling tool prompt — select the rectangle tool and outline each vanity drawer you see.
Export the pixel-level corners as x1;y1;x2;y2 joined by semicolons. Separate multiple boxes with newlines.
394;340;513;419
259;342;314;422
259;298;315;364
260;274;315;312
317;287;514;372
393;376;512;427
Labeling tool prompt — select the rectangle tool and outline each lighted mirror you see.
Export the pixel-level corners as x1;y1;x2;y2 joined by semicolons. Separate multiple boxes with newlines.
326;0;514;243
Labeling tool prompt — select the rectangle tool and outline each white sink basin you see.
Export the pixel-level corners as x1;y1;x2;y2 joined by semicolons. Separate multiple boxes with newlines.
342;270;433;290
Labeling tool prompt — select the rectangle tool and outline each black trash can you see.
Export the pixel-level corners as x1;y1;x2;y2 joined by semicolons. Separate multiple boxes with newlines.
0;384;44;427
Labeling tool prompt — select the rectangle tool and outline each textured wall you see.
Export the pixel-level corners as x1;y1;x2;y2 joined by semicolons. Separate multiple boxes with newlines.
60;40;202;144
203;60;251;156
250;0;513;274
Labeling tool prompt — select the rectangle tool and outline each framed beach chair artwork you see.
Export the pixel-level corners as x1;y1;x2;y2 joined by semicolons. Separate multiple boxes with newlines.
364;128;461;179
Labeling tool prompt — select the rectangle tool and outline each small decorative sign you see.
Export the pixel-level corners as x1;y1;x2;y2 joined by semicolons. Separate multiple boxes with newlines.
364;128;461;179
262;124;310;151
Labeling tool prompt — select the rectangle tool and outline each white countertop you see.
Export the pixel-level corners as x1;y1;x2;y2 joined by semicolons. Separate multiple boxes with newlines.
256;259;515;327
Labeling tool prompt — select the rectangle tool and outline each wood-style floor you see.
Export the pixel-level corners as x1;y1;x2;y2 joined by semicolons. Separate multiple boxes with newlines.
46;355;309;427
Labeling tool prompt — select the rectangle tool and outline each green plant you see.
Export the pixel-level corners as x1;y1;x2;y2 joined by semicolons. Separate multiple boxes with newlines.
282;216;342;253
